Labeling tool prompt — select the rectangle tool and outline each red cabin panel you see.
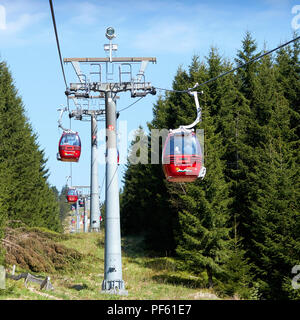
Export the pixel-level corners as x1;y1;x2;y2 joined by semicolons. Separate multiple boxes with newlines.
66;188;78;203
162;131;203;182
58;132;81;162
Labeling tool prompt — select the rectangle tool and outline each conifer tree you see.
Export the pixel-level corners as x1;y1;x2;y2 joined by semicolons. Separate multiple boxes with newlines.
120;127;149;235
0;61;61;232
230;32;262;254
57;185;71;223
203;48;255;293
120;126;176;253
276;36;300;140
175;106;232;287
0;159;7;264
120;34;300;299
246;53;300;299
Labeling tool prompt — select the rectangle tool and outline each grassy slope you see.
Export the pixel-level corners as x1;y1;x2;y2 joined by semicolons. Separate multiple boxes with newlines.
0;231;220;300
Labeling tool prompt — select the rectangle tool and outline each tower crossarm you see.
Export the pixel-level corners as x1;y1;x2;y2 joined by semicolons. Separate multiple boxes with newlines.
68;82;156;96
64;57;156;63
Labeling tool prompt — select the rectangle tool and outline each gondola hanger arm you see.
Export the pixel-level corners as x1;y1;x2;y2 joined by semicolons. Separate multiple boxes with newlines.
66;175;72;188
172;83;203;133
57;107;76;133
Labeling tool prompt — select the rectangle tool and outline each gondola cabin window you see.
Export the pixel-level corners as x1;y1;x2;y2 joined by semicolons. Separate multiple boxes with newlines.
162;131;203;183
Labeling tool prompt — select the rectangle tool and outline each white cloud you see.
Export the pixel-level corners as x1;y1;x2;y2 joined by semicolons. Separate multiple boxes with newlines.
0;2;43;32
132;20;199;53
66;1;102;25
0;0;49;47
5;12;46;34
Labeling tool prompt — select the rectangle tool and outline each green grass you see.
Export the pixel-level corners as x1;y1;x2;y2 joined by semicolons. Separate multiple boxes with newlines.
0;232;220;300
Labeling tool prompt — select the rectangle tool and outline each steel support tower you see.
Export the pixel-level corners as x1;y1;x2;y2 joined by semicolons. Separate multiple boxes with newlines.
71;185;91;233
64;27;156;295
68;109;105;232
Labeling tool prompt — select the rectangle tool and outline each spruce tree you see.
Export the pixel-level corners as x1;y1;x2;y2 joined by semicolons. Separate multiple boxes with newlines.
246;53;300;299
0;61;61;232
119;34;300;299
204;47;255;294
58;185;71;223
120;127;150;235
120;125;176;254
0;158;7;265
276;36;300;140
175;106;232;287
231;32;263;256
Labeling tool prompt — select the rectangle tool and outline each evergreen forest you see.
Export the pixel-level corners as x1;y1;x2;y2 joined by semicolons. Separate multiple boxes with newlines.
120;32;300;300
0;31;299;300
0;61;69;263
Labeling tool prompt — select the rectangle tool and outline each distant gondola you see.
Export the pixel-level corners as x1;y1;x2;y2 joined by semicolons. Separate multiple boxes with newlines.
79;199;84;207
66;188;78;203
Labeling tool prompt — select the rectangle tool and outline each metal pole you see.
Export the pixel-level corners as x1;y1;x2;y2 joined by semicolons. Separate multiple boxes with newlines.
87;197;91;230
76;199;80;233
83;197;88;233
90;113;100;232
101;91;127;295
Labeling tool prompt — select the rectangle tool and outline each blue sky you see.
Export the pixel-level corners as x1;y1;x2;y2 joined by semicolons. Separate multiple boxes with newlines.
0;0;298;199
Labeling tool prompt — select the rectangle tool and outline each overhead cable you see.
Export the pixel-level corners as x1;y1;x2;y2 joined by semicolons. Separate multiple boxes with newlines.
49;0;68;89
155;35;300;93
118;96;145;113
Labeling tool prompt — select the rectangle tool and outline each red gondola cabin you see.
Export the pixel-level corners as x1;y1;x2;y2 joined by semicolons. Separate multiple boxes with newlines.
79;199;84;207
162;131;203;183
66;188;78;203
58;132;81;162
